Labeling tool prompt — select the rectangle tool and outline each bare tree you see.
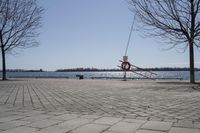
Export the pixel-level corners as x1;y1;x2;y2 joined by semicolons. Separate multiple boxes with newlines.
129;0;200;83
0;0;43;80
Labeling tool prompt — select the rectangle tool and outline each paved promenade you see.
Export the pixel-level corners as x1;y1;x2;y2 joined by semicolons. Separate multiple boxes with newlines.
0;79;200;132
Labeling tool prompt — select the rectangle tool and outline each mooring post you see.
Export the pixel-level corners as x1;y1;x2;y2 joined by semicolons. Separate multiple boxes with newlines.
123;56;128;81
124;70;127;81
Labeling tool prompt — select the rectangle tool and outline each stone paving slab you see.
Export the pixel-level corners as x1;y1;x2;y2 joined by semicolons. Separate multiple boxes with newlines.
27;119;62;129
136;130;165;133
1;107;200;133
0;120;31;131
141;121;172;131
0;126;38;133
71;123;109;133
0;79;200;132
49;113;80;121
169;127;200;133
94;117;122;125
108;121;141;133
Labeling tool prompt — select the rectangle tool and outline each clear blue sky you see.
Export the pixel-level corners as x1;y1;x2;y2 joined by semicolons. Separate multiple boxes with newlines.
2;0;200;71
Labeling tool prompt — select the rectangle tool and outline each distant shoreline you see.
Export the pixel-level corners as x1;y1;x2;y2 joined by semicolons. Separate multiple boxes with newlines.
55;68;200;72
1;67;200;72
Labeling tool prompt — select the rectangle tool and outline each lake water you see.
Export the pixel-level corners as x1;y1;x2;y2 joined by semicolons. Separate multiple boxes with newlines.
0;71;200;80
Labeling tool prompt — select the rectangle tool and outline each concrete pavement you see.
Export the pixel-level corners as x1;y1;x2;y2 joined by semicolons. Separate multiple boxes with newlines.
0;79;200;132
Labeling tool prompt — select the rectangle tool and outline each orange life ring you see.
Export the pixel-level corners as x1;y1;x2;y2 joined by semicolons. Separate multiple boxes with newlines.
121;61;131;71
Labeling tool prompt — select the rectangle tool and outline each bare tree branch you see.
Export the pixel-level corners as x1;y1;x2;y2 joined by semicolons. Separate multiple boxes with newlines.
0;0;43;80
0;0;43;51
129;0;200;83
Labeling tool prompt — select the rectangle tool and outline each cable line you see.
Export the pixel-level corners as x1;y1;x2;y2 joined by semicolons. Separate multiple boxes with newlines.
124;14;136;56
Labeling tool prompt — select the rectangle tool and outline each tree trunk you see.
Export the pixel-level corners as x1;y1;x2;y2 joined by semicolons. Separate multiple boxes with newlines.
189;40;195;83
1;48;6;80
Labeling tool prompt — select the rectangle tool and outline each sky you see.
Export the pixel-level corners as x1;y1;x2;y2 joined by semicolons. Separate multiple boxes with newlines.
1;0;200;71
